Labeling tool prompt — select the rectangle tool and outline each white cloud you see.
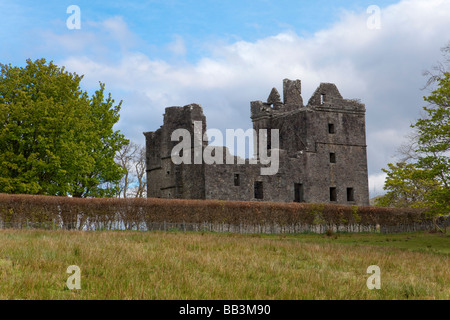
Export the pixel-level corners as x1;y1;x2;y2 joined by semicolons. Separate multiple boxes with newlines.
91;16;140;52
369;173;388;198
42;0;450;179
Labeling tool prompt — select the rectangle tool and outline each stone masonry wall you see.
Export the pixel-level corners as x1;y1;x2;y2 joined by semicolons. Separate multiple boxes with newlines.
144;79;370;206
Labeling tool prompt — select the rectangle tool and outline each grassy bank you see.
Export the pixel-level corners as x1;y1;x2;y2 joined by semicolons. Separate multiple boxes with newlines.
0;229;448;299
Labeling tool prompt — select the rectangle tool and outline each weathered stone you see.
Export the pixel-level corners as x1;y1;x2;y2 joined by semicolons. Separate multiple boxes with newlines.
267;87;282;109
283;78;303;106
144;79;370;206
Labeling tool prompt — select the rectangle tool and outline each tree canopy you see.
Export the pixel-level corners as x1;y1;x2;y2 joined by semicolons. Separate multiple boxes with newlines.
0;58;128;197
376;72;450;216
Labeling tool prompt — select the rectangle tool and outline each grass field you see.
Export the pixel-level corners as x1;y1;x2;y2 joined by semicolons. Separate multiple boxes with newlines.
0;229;448;299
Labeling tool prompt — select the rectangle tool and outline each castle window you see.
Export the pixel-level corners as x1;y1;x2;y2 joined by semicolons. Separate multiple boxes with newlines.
347;188;355;202
330;187;337;201
167;171;170;174
234;174;240;186
330;153;336;163
254;181;263;199
328;123;335;134
320;94;325;105
294;183;304;202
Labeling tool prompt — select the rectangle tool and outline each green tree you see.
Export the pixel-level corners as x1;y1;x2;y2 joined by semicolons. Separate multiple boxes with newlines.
413;73;450;215
375;162;441;209
0;58;128;197
376;72;450;216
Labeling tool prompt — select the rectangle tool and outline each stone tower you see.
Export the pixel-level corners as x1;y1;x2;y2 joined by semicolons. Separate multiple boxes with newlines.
250;79;369;205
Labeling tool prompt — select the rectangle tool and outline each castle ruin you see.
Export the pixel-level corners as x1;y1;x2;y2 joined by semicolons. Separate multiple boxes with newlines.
144;79;370;206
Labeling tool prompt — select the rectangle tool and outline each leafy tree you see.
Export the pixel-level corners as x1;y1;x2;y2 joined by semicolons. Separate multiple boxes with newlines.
0;58;128;197
376;72;449;216
413;72;450;215
375;162;441;209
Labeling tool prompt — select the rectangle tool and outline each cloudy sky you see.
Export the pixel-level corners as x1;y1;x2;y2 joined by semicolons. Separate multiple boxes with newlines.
1;0;449;197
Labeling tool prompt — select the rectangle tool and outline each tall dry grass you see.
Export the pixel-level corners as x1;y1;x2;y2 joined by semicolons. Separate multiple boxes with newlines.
0;229;448;299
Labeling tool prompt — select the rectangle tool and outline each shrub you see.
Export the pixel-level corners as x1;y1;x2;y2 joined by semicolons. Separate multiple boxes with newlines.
0;193;438;232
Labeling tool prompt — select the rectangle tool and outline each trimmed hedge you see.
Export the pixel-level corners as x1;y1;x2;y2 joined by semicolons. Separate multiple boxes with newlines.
0;193;442;233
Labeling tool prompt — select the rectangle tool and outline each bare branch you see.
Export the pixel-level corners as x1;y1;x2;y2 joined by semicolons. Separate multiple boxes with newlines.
421;41;450;89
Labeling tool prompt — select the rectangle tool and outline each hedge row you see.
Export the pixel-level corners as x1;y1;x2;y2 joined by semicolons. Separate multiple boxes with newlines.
0;193;440;232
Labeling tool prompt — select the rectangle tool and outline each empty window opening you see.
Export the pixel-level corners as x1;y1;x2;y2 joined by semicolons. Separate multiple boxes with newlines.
254;181;263;199
166;171;170;175
330;187;337;202
234;174;240;186
320;94;325;105
347;188;355;202
328;123;335;134
294;183;304;202
330;153;336;163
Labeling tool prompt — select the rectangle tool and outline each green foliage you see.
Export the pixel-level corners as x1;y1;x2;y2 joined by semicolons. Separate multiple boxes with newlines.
376;162;440;208
352;205;361;223
414;73;450;215
0;58;128;197
308;203;325;225
377;72;450;215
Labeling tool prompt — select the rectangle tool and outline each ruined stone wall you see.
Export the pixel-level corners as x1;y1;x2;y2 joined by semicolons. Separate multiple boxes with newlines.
303;84;369;206
204;149;261;201
270;110;308;156
145;79;370;206
203;148;307;202
302;144;369;205
249;79;369;206
144;104;206;199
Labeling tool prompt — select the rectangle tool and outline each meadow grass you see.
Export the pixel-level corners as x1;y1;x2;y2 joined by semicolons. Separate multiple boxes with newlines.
0;229;448;300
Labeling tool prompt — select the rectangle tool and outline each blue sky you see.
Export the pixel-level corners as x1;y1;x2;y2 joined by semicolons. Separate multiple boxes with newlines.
1;0;449;196
2;0;399;63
